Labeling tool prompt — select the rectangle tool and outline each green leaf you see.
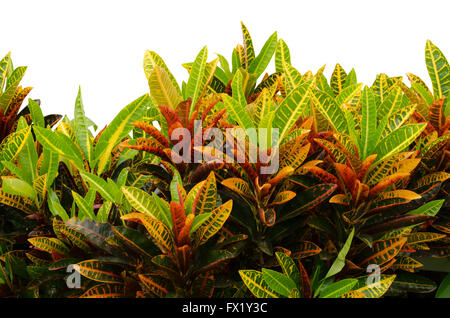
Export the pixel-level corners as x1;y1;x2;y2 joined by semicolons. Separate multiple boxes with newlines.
283;64;303;94
232;69;247;107
152;193;172;227
348;274;396;298
112;226;158;258
334;83;362;108
241;22;255;67
72;191;96;220
248;31;277;78
360;86;377;159
121;186;171;227
28;99;45;127
194;200;232;246
80;171;118;203
74;87;93;164
1;161;26;181
217;54;232;80
407;199;444;216
239;270;279;298
262;268;297;297
273;82;312;143
189;213;211;235
94;94;149;175
47;189;69;221
325;228;355;279
425;40;450;108
310;88;348;134
97;201;112;223
169;168;183;204
379;104;416;138
372;124;426;163
19;126;38;183
411;82;434;106
391;272;437;294
186;46;208;115
1;177;37;202
40;148;59;187
275;252;302;291
275;39;291;73
436;274;450;298
220;93;254;130
0;66;26;111
0;52;11;92
34;126;84;169
320;279;358;298
344;68;357;88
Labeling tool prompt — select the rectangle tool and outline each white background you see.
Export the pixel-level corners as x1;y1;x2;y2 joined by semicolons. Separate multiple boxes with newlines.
2;0;449;129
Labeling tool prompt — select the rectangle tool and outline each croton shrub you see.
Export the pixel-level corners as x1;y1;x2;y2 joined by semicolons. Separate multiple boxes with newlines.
0;23;449;298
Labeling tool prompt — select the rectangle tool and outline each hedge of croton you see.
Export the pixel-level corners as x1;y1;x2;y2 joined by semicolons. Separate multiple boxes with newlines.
0;23;449;298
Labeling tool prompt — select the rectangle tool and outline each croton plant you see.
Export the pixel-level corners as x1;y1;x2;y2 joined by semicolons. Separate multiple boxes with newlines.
0;23;448;299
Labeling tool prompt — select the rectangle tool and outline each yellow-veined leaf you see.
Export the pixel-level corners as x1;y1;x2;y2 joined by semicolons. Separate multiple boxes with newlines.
77;260;123;283
192;171;217;215
148;65;182;109
28;237;69;256
194;200;232;246
269;191;296;206
275;38;290;73
239;270;280;298
358;237;407;266
80;283;124;298
121;212;174;254
415;172;450;188
53;219;91;253
330;63;347;96
345;275;396;298
0;127;31;170
371;190;421;203
221;178;254;201
320;278;358;298
373;124;426;163
407;232;446;245
143;50;181;95
275;252;301;288
121;186;172;227
292;241;322;259
241;22;255;68
186;46;208;113
310;88;348;134
138;274;169;298
279;143;310;170
391;256;423;272
94;94;150;175
425;40;450;101
273;81;314;143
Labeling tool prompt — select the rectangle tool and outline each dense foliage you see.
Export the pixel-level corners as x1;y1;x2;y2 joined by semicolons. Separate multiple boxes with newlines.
0;23;449;298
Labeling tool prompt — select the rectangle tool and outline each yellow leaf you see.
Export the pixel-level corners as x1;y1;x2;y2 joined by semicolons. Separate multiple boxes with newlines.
222;178;254;201
269;191;296;206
